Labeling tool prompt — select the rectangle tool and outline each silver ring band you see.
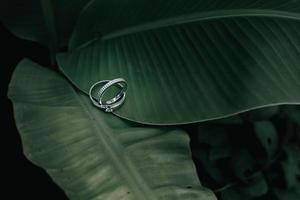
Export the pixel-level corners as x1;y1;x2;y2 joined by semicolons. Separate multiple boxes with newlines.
98;78;127;105
89;78;127;112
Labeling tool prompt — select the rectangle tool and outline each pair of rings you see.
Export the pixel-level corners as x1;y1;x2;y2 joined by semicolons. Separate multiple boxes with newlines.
89;78;127;112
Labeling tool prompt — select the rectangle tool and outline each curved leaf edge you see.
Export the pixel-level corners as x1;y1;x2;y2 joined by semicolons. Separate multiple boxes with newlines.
57;53;300;126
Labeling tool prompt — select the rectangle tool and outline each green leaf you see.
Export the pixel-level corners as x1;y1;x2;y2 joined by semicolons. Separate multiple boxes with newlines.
239;172;269;198
230;150;255;181
58;1;300;125
195;150;225;184
0;0;89;47
253;121;279;160
220;173;268;200
280;145;300;189
8;59;216;200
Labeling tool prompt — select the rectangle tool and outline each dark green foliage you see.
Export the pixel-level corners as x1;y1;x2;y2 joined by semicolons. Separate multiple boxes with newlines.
254;121;279;161
247;107;279;122
189;106;300;200
2;1;300;199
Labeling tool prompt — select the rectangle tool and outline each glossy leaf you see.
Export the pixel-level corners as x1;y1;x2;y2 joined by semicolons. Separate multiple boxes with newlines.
59;1;300;124
8;59;216;200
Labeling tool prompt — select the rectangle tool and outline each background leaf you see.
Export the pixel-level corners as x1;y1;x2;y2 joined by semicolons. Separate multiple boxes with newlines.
253;121;279;160
280;146;300;189
190;106;300;200
0;0;89;47
8;59;216;200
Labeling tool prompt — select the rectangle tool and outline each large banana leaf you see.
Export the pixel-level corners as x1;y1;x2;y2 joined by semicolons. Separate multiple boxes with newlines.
8;59;216;200
58;0;300;125
0;0;89;47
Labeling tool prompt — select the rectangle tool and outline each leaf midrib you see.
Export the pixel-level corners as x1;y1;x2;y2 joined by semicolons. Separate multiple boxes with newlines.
74;92;157;200
102;9;300;41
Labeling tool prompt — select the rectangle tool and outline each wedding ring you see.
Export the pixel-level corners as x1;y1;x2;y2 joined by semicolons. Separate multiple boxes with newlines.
98;78;127;105
89;78;127;112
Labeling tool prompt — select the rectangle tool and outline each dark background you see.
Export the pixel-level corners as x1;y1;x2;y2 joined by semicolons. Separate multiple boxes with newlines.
1;23;68;199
